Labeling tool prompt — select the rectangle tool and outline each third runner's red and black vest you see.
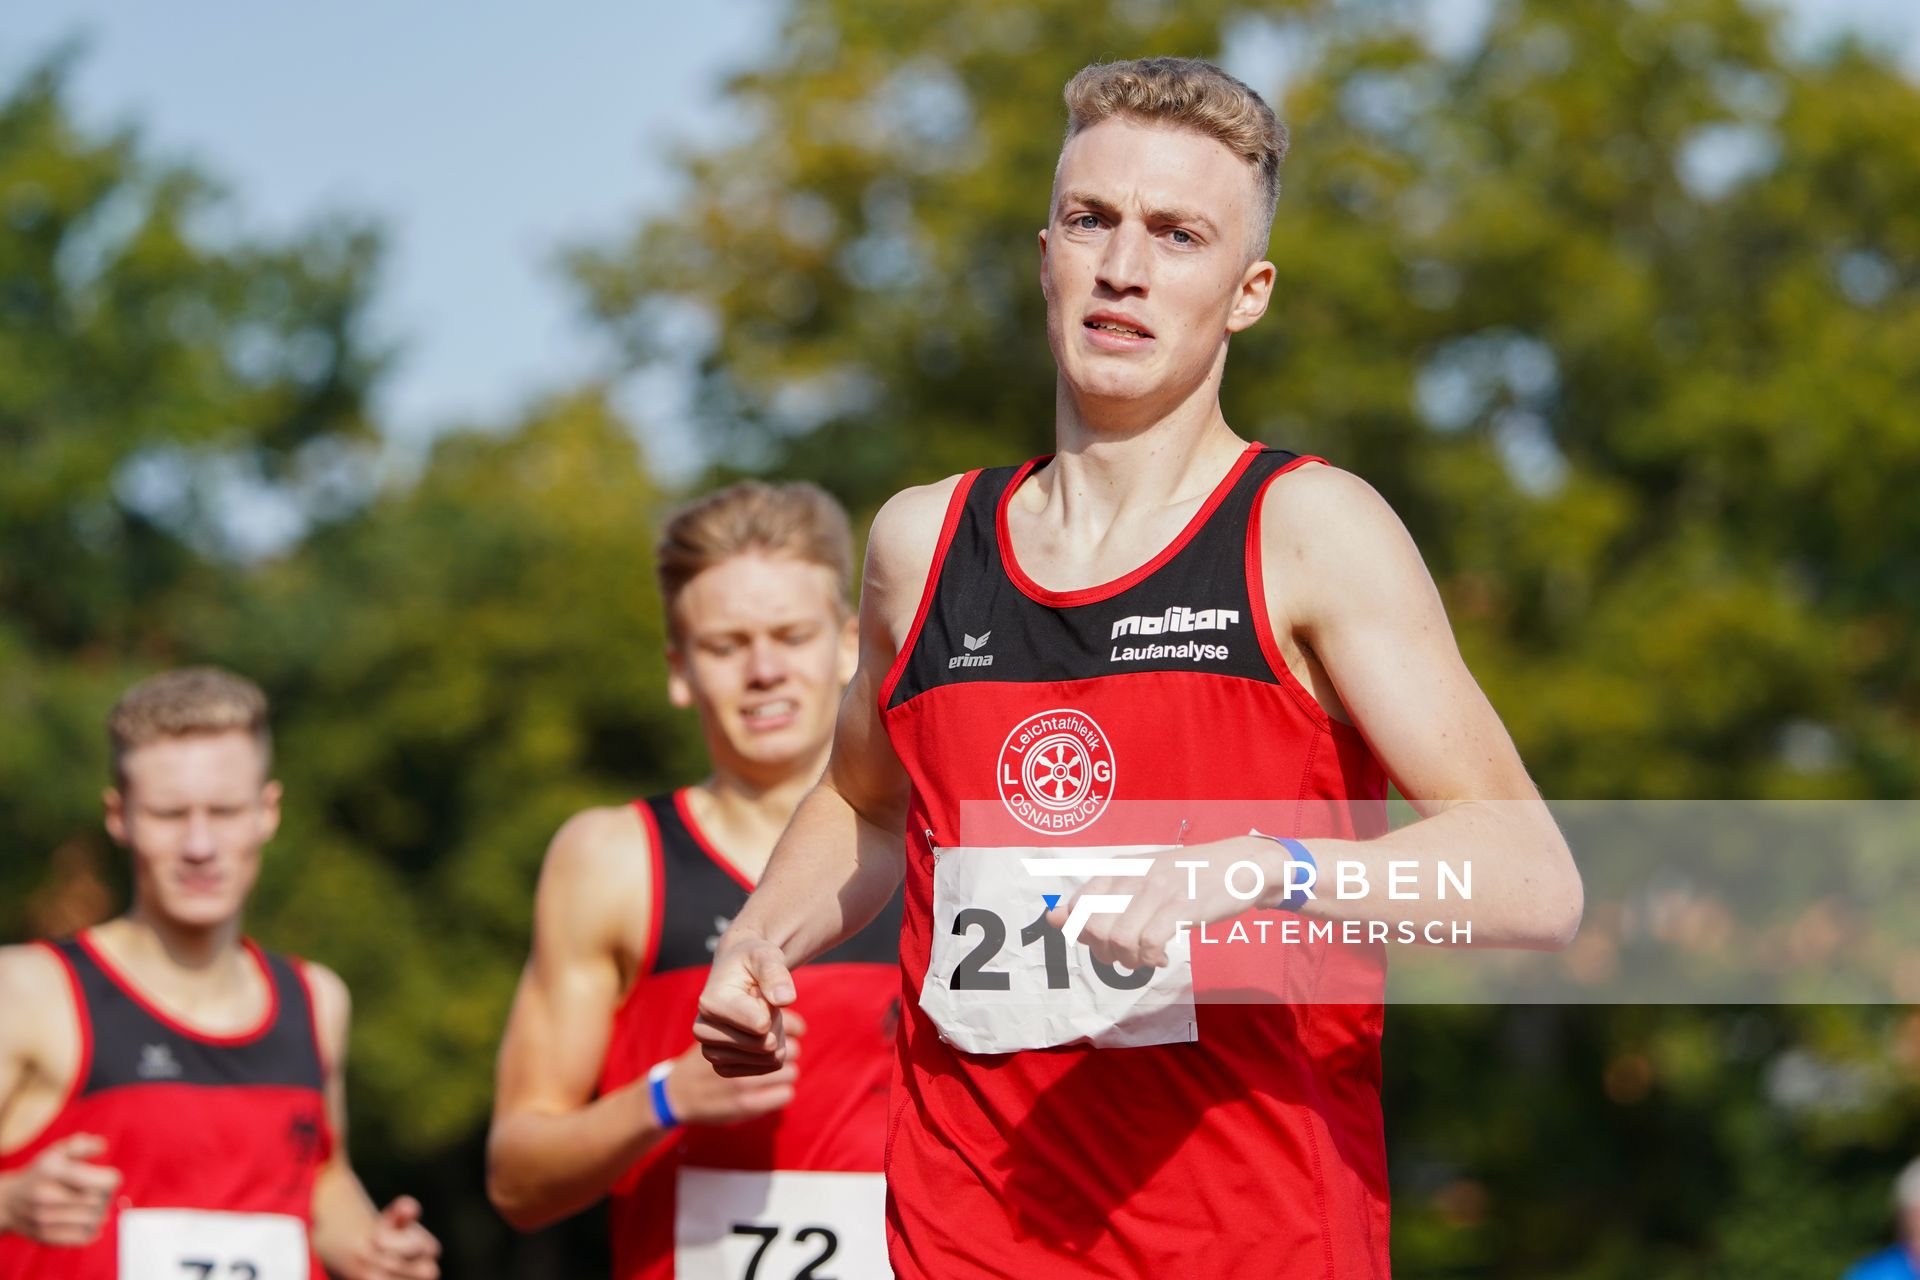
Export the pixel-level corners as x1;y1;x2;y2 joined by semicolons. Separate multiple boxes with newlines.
879;444;1394;1279
598;790;902;1280
0;932;332;1280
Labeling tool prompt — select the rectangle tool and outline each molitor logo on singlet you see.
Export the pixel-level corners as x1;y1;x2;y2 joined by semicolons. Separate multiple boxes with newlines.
997;708;1115;834
1108;605;1239;664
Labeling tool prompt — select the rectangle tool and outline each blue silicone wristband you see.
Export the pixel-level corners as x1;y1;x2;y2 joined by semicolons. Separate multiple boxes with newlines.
647;1061;679;1130
1253;833;1317;910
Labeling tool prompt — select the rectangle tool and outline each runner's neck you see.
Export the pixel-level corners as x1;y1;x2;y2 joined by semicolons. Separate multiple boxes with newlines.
88;914;264;1027
1007;421;1251;593
686;765;821;882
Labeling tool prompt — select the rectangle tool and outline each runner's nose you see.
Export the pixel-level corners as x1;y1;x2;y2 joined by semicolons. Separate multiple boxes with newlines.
746;635;788;688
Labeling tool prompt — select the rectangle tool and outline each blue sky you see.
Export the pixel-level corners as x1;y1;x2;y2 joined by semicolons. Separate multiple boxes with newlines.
4;0;1916;481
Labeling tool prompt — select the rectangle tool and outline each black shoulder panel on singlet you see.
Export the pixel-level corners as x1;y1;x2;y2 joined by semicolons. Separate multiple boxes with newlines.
886;445;1303;709
643;794;900;976
57;938;324;1095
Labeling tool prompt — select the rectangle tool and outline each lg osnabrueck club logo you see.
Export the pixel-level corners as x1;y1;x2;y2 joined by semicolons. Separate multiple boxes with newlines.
997;708;1115;835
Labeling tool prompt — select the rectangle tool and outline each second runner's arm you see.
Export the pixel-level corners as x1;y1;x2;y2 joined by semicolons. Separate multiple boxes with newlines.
696;479;957;1077
486;808;801;1229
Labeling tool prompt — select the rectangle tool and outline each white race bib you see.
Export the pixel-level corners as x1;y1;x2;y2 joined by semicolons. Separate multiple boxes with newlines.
919;844;1197;1054
118;1208;309;1280
674;1167;889;1279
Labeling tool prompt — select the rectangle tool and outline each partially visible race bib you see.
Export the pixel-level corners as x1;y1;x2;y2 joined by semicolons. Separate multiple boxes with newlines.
919;844;1197;1054
674;1167;889;1279
118;1208;309;1280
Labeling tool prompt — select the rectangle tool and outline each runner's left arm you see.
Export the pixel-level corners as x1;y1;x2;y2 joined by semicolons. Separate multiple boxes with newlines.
1252;464;1583;945
306;963;441;1280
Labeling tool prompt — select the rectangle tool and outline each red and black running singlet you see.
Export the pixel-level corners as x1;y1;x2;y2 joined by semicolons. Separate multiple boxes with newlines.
598;790;902;1280
878;444;1394;1279
0;932;333;1279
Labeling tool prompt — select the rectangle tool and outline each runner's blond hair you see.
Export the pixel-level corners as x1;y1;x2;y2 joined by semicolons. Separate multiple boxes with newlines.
108;667;272;787
656;481;854;641
1061;56;1290;256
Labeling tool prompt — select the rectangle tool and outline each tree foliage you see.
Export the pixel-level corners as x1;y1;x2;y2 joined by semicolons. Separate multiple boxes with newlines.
0;51;384;939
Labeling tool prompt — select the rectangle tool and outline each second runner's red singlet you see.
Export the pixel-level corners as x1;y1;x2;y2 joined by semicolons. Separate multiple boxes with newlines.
879;445;1393;1278
598;791;903;1279
0;932;333;1280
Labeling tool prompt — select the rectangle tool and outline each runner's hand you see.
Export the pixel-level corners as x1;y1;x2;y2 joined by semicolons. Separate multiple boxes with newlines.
347;1195;440;1280
662;1012;805;1125
694;934;799;1077
1051;839;1285;969
0;1133;120;1245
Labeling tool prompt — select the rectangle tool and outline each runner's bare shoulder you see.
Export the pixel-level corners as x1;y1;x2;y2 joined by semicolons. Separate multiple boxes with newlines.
297;959;351;1068
1258;462;1435;604
0;942;74;1062
536;805;654;943
865;475;967;636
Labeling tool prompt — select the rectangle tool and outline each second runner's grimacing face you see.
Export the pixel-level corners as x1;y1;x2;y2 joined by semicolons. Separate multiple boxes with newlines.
668;552;856;777
104;729;281;931
1040;115;1275;422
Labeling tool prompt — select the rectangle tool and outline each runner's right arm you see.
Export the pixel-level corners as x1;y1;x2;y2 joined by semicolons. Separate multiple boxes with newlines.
696;479;956;1077
0;945;120;1245
486;807;801;1230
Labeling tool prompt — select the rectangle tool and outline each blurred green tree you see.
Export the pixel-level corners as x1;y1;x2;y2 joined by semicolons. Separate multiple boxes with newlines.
198;392;679;1274
0;50;384;939
203;390;685;1158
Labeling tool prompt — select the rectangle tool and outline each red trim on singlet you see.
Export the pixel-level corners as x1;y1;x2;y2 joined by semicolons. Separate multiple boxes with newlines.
877;470;981;710
292;957;330;1078
73;930;279;1046
0;941;94;1161
673;788;758;891
1245;455;1370;745
630;800;668;984
290;957;341;1163
997;441;1264;607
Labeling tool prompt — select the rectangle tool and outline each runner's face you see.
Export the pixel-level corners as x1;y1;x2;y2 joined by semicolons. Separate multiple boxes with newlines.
106;731;279;931
1040;117;1273;419
670;553;856;780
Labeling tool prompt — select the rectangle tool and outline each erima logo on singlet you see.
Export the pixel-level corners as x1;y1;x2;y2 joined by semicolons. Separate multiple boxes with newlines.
1110;606;1238;664
949;630;994;669
137;1043;181;1080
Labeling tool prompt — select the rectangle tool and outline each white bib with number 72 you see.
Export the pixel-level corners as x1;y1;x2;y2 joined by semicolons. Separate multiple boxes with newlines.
118;1208;309;1280
674;1167;889;1279
919;844;1197;1055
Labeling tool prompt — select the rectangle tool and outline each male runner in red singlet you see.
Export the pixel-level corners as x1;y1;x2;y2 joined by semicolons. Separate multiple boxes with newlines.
0;667;440;1279
486;481;900;1278
694;57;1584;1278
